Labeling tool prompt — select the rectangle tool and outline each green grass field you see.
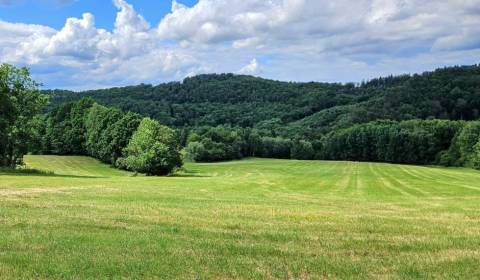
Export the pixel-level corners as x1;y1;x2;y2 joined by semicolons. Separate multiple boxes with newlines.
1;155;480;279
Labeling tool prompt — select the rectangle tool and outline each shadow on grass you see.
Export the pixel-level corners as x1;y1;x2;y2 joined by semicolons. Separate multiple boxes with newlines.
0;168;105;179
168;169;211;178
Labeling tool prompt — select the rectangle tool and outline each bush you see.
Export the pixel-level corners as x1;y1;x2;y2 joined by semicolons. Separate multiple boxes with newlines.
117;118;183;175
186;126;244;162
454;121;480;166
185;141;207;162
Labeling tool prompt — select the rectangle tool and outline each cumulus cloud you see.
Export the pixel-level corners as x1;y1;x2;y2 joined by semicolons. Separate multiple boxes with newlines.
157;0;480;55
0;0;195;88
0;0;479;89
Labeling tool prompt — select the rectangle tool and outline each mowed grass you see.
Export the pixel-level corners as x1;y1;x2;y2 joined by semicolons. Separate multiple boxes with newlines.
1;156;480;279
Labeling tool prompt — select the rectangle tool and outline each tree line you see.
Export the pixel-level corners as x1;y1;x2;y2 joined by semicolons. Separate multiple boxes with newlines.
35;98;183;175
45;65;480;139
183;120;480;168
3;63;480;172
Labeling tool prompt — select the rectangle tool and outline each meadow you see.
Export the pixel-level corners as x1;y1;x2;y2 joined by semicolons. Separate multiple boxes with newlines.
1;155;480;279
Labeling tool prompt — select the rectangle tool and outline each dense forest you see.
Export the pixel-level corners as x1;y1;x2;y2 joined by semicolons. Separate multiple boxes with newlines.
39;64;480;167
3;63;480;171
45;65;480;137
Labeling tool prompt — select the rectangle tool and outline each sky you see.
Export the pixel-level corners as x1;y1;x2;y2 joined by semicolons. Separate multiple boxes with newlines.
0;0;479;90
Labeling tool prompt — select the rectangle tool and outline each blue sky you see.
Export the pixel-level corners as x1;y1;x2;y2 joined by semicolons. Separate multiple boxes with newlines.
0;0;479;90
0;0;197;30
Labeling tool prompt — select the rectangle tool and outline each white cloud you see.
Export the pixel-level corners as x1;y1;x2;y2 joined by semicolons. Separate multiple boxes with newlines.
238;58;259;75
157;0;480;55
0;0;192;88
0;0;479;89
44;13;105;59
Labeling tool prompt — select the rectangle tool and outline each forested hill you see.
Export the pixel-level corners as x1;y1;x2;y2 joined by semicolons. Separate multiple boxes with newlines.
45;64;480;138
45;75;358;129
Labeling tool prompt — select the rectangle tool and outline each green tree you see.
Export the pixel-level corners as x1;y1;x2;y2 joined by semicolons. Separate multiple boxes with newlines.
472;140;480;169
0;64;47;167
117;118;183;175
260;137;292;159
85;104;123;162
291;140;314;160
186;141;207;162
64;98;95;155
455;122;480;166
185;126;244;162
109;112;142;165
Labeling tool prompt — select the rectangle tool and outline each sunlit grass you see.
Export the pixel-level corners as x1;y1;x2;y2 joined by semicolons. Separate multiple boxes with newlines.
1;155;480;279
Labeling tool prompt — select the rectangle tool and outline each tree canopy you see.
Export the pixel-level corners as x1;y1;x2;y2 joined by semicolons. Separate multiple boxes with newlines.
15;63;480;170
37;98;182;175
0;64;47;167
117;118;183;175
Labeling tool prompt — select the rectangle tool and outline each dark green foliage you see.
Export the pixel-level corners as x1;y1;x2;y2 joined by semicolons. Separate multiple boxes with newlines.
117;118;183;175
457;122;480;164
109;112;142;164
185;142;207;162
240;128;263;158
291;140;314;160
85;104;124;163
449;122;480;167
259;137;292;159
43;98;94;154
66;98;95;154
0;64;47;167
37;98;181;175
186;126;245;162
39;64;480;168
473;142;480;168
84;105;143;165
28;115;48;155
44;74;359;129
44;65;480;137
42;98;144;166
321;120;464;164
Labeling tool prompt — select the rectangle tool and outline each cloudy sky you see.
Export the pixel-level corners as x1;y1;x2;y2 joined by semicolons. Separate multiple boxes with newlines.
1;0;479;90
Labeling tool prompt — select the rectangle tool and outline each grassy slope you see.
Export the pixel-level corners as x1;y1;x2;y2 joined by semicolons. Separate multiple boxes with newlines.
1;156;480;279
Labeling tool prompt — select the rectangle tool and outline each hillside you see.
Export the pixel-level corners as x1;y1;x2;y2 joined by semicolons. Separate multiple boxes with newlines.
38;64;480;167
45;65;480;138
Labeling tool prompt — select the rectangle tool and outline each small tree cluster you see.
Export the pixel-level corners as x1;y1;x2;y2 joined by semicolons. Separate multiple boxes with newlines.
39;98;182;175
185;126;316;162
441;122;480;168
117;118;183;175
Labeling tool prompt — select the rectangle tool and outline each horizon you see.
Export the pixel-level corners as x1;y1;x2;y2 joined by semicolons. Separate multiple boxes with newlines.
1;0;480;90
45;63;479;92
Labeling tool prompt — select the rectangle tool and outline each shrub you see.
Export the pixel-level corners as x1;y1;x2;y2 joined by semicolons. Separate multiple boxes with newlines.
185;141;207;162
185;126;244;162
117;118;183;175
454;122;480;166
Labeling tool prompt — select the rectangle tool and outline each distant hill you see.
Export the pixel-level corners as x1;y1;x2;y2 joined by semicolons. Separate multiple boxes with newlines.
44;64;480;138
